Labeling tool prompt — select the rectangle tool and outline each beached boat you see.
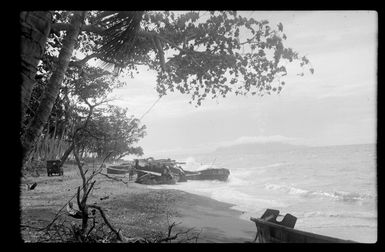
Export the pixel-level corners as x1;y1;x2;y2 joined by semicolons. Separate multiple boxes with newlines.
183;168;230;181
134;158;187;183
250;209;357;243
107;167;128;174
133;158;230;183
135;169;177;185
106;164;131;175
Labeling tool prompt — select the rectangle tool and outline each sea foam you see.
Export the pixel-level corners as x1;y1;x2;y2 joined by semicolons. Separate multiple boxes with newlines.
264;183;375;202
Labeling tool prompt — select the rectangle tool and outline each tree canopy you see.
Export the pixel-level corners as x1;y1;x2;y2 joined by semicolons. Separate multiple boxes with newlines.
21;11;313;165
52;11;313;105
22;28;146;162
80;105;146;160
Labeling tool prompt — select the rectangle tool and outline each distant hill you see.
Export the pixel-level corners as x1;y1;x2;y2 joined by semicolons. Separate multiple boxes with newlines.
212;142;307;155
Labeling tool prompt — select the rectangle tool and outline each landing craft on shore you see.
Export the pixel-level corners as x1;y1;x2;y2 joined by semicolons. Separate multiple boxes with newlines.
105;158;230;184
106;164;132;175
183;168;230;181
133;158;230;184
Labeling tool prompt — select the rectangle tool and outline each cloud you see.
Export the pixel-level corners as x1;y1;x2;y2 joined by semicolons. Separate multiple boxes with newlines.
142;145;214;158
142;135;302;158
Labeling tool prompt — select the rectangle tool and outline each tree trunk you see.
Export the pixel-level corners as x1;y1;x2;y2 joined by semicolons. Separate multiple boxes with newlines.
20;11;52;125
21;11;86;168
80;145;86;159
59;98;95;168
73;143;90;235
59;141;74;167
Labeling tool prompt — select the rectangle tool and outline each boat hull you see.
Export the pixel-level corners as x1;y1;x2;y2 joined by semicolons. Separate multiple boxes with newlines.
135;172;177;185
134;160;187;182
250;209;357;243
107;167;129;174
184;168;230;181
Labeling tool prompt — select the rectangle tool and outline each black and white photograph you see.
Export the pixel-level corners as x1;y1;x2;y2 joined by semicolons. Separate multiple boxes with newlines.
19;10;377;243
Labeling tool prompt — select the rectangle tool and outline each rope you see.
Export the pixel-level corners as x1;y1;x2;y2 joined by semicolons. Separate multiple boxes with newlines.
138;96;162;121
125;95;162;132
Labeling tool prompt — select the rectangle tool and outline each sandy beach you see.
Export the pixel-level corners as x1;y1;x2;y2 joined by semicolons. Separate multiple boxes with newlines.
20;164;257;243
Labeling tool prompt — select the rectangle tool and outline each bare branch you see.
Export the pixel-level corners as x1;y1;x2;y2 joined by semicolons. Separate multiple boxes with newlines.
76;186;82;211
88;204;124;241
155;219;198;243
73;146;87;195
39;152;113;231
86;216;97;238
84;180;96;202
99;173;129;185
72;97;113;138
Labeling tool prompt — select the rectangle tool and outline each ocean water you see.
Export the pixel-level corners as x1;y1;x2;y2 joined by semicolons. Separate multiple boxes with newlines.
148;144;377;243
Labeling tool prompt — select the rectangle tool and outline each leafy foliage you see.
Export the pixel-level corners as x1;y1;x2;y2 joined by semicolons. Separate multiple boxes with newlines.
87;11;313;106
76;105;146;160
23;10;314;162
22;15;145;162
146;11;312;105
96;11;145;66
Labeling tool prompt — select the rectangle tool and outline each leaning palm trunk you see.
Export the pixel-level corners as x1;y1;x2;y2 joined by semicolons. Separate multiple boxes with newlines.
20;11;52;125
59;141;75;167
21;11;86;168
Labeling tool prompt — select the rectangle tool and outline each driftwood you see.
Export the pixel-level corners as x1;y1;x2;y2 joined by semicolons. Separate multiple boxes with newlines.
100;196;110;201
27;182;38;190
88;204;124;241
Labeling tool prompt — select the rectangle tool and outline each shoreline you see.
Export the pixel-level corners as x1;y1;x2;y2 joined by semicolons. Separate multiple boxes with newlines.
20;167;257;243
164;189;257;242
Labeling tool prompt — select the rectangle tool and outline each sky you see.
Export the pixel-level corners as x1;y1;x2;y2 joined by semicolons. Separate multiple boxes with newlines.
106;11;378;158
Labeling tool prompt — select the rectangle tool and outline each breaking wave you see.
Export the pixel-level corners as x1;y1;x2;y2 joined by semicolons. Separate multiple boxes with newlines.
301;211;377;220
264;183;375;202
263;162;286;168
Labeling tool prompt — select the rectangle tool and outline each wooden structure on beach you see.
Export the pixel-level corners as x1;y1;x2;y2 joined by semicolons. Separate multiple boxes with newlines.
132;158;180;184
106;164;132;175
184;168;230;181
250;209;357;243
134;158;231;182
105;158;231;184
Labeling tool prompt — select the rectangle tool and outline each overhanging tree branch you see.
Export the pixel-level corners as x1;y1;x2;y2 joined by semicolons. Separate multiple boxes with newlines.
69;53;101;67
52;23;104;34
52;22;205;69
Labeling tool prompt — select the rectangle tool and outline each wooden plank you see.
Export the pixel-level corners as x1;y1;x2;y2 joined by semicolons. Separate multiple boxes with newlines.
135;169;162;176
107;167;128;174
250;217;357;243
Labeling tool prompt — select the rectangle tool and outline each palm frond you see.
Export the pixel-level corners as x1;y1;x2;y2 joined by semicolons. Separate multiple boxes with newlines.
96;11;144;69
